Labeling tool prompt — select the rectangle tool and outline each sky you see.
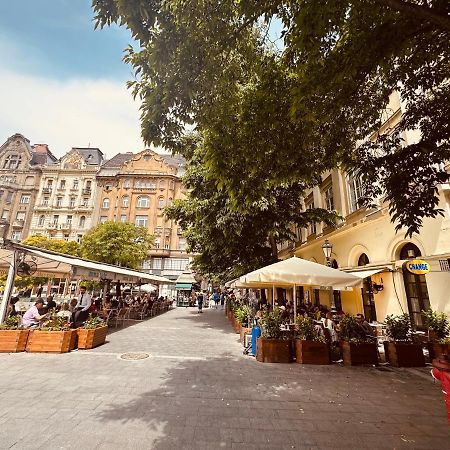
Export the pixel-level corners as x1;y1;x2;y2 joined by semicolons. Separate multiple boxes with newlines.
0;0;145;159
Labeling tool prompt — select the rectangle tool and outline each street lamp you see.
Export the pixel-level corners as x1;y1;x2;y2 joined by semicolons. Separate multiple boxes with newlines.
321;239;336;316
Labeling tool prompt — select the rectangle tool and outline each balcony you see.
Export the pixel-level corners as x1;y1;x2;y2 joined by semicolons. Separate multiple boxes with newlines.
12;220;25;228
150;248;171;257
47;223;58;232
60;223;72;230
42;187;52;194
82;188;92;196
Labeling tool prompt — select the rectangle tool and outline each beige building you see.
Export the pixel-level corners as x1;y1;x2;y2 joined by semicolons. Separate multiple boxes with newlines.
29;147;104;242
95;149;192;282
0;133;56;241
278;92;450;329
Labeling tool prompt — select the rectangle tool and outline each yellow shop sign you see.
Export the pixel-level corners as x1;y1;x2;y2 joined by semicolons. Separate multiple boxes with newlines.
404;259;430;275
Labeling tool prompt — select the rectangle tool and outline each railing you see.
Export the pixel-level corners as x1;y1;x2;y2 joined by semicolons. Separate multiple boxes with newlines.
42;187;52;194
82;188;91;195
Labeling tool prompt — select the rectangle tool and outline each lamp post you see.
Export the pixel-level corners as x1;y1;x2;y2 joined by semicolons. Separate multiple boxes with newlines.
322;239;337;315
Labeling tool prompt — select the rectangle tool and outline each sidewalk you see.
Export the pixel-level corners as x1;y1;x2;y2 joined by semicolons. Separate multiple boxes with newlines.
0;307;448;449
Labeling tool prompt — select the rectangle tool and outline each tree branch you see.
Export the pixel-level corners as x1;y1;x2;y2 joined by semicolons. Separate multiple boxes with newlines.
373;0;450;31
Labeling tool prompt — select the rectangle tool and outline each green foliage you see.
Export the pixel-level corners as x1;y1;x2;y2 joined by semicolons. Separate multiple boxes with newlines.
82;314;106;330
339;314;369;343
93;0;450;237
259;307;284;339
422;309;450;341
0;316;22;330
79;221;153;269
234;305;253;326
22;235;81;256
384;313;414;342
295;315;324;343
40;315;70;331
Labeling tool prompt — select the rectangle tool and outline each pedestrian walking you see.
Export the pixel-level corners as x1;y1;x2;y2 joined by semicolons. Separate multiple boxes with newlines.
213;291;220;309
197;292;204;313
220;292;225;309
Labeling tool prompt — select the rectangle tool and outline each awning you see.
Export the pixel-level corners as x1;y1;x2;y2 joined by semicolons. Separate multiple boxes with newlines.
175;283;192;290
343;268;389;279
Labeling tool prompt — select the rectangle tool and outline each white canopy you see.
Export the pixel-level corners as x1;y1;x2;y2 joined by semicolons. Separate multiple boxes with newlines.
343;267;389;279
239;256;362;288
0;244;173;285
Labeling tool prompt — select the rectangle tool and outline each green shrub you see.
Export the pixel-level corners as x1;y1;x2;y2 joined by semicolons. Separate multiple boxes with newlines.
0;315;22;330
259;307;284;339
295;315;324;342
422;309;450;342
81;314;106;329
384;313;413;342
338;314;369;343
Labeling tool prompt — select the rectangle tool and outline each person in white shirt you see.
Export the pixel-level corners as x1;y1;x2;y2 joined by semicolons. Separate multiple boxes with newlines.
71;286;92;326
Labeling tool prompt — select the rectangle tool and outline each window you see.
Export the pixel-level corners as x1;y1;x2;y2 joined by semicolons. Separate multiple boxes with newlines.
152;258;162;270
20;194;30;204
52;215;59;225
85;180;92;189
38;215;45;226
122;196;129;207
6;192;13;203
72;179;79;189
164;239;170;250
178;238;186;251
137;196;149;208
105;184;112;191
135;215;148;227
11;231;22;241
144;154;152;161
43;197;49;206
56;197;63;207
3;154;21;170
77;234;83;243
82;198;89;207
120;215;127;223
102;198;110;208
142;259;151;270
100;216;108;224
79;216;86;228
1;210;8;220
167;198;173;206
63;234;69;241
59;180;66;189
154;237;160;248
323;186;334;211
16;212;25;221
164;258;189;271
158;197;164;209
159;180;166;189
70;197;75;208
47;180;53;187
67;215;73;224
123;179;131;188
305;200;316;236
348;174;364;213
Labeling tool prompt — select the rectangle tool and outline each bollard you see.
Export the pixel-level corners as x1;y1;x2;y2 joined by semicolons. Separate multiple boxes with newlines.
431;355;450;423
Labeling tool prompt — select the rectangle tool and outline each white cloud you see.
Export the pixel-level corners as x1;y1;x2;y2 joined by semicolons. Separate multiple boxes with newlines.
0;68;148;159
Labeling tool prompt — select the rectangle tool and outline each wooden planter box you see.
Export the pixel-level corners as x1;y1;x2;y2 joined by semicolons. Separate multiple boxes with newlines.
427;342;450;361
256;338;293;363
0;329;30;353
295;340;330;365
26;330;77;353
383;342;425;367
341;341;378;366
240;326;252;345
77;326;108;350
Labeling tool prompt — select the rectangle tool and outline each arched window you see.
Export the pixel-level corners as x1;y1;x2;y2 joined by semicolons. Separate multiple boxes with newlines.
137;196;149;208
79;216;86;228
102;198;110;208
38;215;45;226
158;197;164;209
400;243;421;260
122;196;129;207
159;179;166;189
358;253;370;266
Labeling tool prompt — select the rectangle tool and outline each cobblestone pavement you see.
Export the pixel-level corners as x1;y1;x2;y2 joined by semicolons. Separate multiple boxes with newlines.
0;307;449;450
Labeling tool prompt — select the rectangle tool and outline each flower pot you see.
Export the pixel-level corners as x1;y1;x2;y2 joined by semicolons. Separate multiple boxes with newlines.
295;340;330;365
383;342;425;367
77;326;108;350
0;329;30;353
340;341;378;366
240;326;252;345
26;330;77;353
427;342;450;360
256;338;293;363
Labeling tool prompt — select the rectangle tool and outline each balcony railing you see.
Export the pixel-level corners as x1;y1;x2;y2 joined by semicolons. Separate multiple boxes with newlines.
42;187;52;194
12;220;25;228
82;188;91;195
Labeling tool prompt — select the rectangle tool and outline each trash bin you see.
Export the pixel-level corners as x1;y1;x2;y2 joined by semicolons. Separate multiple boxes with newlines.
251;325;261;357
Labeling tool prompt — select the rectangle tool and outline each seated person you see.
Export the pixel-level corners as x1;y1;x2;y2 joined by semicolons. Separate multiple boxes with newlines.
71;286;92;326
7;296;19;317
46;295;57;311
356;313;375;336
22;298;49;328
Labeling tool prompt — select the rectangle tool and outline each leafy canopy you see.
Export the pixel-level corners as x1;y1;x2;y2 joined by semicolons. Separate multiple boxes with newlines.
79;221;153;269
22;235;81;256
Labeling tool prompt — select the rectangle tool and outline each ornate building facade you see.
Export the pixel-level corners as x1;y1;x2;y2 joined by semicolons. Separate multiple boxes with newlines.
0;133;56;241
29;147;104;242
95;149;191;281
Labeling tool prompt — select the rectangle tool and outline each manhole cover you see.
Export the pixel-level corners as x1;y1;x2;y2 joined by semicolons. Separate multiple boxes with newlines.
120;352;150;360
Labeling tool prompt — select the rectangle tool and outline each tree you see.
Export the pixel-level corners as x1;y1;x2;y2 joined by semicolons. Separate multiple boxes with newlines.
22;235;81;256
79;221;153;269
93;0;450;237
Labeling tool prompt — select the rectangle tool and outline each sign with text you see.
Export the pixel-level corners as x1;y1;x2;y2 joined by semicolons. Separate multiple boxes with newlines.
404;259;430;275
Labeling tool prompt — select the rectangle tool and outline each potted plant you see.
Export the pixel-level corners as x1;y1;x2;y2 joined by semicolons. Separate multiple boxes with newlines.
26;316;76;353
339;314;378;366
383;313;425;367
256;307;292;363
423;309;450;360
77;315;108;350
232;306;243;334
0;316;30;353
295;315;330;365
235;305;253;344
